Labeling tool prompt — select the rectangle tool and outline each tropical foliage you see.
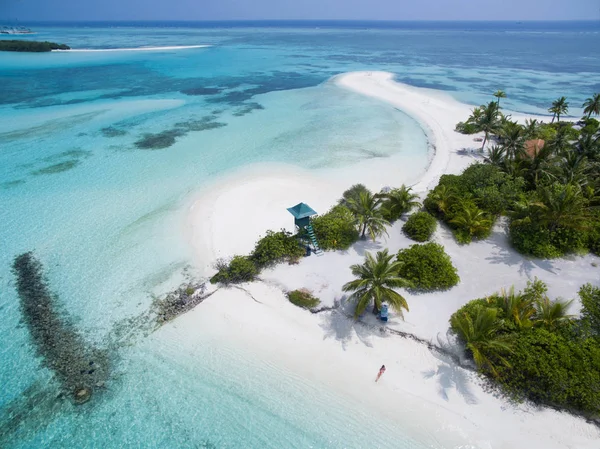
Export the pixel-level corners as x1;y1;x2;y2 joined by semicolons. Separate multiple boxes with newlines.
396;242;460;291
346;190;390;241
250;230;305;268
342;249;412;318
210;256;258;285
379;185;420;222
402;211;437;242
450;280;600;414
449;89;600;256
287;289;321;309
311;205;360;250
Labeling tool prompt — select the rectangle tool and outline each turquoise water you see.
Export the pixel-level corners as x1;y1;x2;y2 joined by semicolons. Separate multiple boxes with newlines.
1;21;599;448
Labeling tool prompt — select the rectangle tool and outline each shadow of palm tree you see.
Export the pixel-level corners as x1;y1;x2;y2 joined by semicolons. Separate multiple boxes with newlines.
421;336;479;405
354;238;384;257
318;297;384;350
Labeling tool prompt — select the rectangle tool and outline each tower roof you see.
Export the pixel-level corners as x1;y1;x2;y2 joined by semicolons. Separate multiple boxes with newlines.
287;202;317;219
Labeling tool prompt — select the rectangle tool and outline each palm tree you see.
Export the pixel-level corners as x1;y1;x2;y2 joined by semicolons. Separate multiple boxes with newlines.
548;97;569;123
379;185;420;222
346;191;389;240
534;297;574;330
485;145;506;168
449;202;492;237
342;249;412;318
428;185;458;215
582;93;600;119
533;183;590;231
494;287;535;330
450;306;513;377
476;101;502;151
557;152;590;187
499;120;526;161
523;118;540;140
493;90;507;107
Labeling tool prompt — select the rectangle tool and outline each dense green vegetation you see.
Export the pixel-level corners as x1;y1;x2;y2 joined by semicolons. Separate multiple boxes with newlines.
0;40;70;52
250;230;305;268
343;249;412;318
287;289;321;309
447;92;600;256
311;205;360;250
450;280;600;415
396;243;460;291
210;256;258;285
402;211;437;242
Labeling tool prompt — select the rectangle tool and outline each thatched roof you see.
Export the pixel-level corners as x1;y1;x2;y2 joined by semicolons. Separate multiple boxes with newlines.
524;139;545;158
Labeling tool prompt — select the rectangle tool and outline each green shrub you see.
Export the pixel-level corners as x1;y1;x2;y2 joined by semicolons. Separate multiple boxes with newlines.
497;328;600;414
287;289;320;309
250;230;305;268
580;284;600;337
509;221;588;259
396;243;460;291
402;212;437;242
210;255;258;284
311;205;359;250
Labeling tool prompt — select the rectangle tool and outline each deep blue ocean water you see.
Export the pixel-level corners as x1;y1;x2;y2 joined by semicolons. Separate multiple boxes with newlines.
1;21;599;448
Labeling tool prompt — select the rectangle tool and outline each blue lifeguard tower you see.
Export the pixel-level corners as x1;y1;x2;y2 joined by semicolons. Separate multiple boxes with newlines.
287;202;322;255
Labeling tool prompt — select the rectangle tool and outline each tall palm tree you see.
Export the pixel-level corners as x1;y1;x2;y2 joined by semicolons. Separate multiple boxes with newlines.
346;191;389;240
493;90;507;107
450;306;513;377
428;185;458;215
500;120;526;161
476;101;502;151
534;297;574;330
548;97;569;123
342;249;412;318
523;118;540;140
379;185;420;222
582;93;600;119
557;152;590;187
450;202;492;237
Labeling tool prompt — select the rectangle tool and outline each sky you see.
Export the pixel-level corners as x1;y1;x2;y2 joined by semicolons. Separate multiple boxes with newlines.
1;0;599;22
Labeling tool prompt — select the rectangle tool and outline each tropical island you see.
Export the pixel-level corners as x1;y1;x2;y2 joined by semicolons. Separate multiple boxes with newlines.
184;72;600;444
0;40;70;52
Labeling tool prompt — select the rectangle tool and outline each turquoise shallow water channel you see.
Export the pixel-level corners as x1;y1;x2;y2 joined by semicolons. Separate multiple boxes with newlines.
1;21;599;447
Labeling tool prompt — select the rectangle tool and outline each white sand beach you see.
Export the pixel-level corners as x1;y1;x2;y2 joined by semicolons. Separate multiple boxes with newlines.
181;72;600;448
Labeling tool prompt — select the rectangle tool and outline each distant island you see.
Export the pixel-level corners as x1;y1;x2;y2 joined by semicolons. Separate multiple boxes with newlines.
0;40;70;52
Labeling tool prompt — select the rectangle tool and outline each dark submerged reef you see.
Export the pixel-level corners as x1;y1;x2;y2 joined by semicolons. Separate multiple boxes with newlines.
31;160;80;175
0;40;70;52
134;116;226;150
12;253;110;404
101;126;128;137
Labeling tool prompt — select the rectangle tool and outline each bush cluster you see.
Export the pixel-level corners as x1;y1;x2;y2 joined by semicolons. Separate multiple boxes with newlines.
0;40;70;52
210;256;258;285
449;282;600;415
311;205;360;250
402;211;437;242
424;164;523;244
286;289;321;309
250;230;305;268
396;242;459;291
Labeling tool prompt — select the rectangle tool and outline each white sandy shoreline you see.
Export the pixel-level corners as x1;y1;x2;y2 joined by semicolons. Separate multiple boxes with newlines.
177;72;600;448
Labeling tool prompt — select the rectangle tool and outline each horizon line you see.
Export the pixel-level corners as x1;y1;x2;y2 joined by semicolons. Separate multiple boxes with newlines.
5;19;600;23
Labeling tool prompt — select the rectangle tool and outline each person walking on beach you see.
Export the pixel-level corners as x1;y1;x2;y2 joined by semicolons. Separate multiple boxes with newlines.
375;365;386;382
